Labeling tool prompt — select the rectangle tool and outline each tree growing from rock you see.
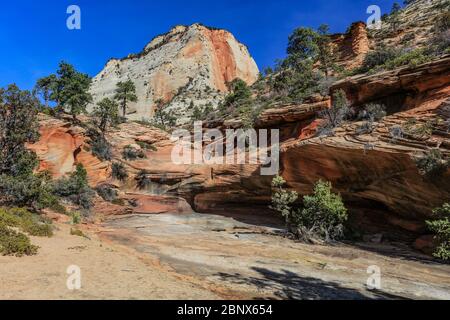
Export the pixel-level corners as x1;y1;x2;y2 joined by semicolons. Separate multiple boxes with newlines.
316;24;335;78
93;98;119;134
270;25;334;103
317;89;350;136
43;62;93;120
220;78;255;128
34;75;57;108
114;79;138;118
152;99;177;130
390;2;402;32
392;2;402;14
286;24;335;78
224;78;252;108
271;176;348;243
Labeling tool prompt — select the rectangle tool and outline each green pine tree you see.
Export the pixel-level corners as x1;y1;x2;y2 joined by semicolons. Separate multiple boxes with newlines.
34;75;57;108
93;98;119;134
114;79;138;118
51;62;93;120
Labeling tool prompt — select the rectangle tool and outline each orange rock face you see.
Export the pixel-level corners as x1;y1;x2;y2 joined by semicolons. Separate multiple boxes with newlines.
28;115;109;185
31;54;449;246
332;56;450;110
205;29;238;92
350;22;370;57
331;22;370;70
27;120;83;178
88;24;259;123
275;57;450;240
123;194;194;215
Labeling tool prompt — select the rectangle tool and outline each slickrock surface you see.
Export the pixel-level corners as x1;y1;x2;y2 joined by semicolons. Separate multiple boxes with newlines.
1;215;449;300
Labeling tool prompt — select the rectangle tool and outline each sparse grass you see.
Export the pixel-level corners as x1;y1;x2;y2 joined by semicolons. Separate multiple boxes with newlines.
351;48;434;76
112;162;128;181
133;119;153;128
0;223;38;256
0;207;53;256
111;198;126;206
71;212;82;225
96;185;118;202
122;145;146;161
383;49;432;70
427;203;450;261
402;119;434;140
415;149;448;177
70;228;85;237
136;141;157;152
0;208;53;237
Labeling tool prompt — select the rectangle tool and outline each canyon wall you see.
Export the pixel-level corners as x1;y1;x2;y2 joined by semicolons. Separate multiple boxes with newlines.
32;56;450;242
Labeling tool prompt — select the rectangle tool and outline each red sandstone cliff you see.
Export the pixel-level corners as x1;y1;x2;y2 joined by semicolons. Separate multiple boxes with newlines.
31;55;450;245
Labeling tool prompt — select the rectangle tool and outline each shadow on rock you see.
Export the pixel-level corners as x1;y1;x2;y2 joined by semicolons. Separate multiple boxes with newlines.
216;267;408;300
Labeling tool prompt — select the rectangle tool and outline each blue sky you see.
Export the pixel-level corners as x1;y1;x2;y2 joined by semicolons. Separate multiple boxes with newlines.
0;0;398;90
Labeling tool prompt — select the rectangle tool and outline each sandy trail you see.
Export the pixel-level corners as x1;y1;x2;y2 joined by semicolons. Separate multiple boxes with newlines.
0;212;449;300
0;222;219;300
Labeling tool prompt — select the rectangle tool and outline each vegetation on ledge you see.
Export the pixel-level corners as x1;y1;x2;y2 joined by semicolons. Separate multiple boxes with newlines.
271;176;348;243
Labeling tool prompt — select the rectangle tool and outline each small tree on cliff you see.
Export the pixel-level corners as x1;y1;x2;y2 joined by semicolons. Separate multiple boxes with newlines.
286;24;335;78
47;62;93;120
316;24;335;78
152;99;177;130
287;27;319;62
35;75;57;108
114;79;138;119
93;98;119;134
317;89;350;136
390;2;402;32
391;2;402;14
224;79;252;108
219;78;255;127
271;25;334;102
